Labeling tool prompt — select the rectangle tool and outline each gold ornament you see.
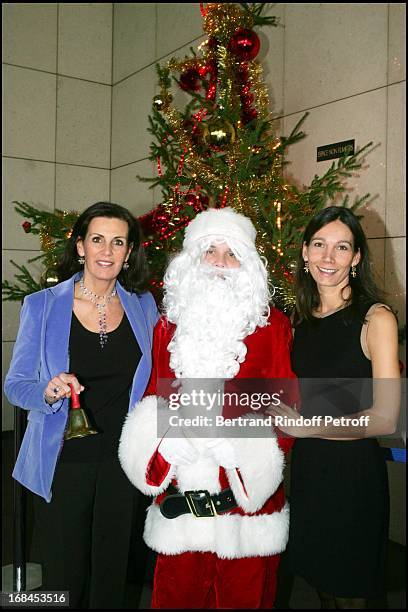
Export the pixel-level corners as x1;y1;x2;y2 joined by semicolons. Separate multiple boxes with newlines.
153;93;172;112
202;118;236;147
270;137;282;151
153;94;164;111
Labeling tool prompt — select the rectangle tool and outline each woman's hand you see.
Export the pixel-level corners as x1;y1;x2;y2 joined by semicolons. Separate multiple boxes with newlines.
44;373;84;405
266;402;314;438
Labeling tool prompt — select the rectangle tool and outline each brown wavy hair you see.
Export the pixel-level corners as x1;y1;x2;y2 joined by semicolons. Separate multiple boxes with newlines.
56;201;150;293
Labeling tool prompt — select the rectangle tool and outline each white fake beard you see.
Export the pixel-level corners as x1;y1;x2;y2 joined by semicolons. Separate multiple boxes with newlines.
166;263;260;378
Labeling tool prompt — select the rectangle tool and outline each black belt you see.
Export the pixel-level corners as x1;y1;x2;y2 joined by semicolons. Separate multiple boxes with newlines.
159;485;237;519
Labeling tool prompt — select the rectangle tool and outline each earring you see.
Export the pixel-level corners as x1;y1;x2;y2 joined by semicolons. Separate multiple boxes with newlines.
351;265;357;278
303;261;309;274
123;262;129;270
78;257;85;265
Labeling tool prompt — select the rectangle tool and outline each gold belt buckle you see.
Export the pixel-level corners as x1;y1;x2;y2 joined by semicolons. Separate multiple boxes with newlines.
184;490;217;517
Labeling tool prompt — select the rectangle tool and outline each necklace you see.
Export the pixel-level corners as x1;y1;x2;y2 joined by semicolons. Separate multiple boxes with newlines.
314;302;348;318
79;278;117;348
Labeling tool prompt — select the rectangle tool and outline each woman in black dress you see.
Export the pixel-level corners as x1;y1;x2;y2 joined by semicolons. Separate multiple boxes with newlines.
268;206;401;608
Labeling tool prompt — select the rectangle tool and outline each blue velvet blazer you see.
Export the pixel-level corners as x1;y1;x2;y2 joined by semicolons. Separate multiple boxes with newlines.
4;273;159;502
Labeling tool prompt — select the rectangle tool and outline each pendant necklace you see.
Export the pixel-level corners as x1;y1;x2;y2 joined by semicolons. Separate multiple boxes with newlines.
79;278;117;348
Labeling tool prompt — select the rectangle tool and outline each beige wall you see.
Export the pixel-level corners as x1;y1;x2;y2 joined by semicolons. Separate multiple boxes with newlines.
2;3;113;431
2;2;406;540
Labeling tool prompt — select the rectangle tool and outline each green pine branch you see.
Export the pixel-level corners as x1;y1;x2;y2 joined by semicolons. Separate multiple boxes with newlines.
293;142;373;211
2;202;79;302
2;261;42;302
240;3;280;27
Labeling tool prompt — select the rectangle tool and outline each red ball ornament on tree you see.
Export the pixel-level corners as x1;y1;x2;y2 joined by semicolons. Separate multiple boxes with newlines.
184;192;210;213
241;90;254;107
242;107;258;125
236;62;249;84
179;67;201;92
197;193;209;211
207;36;218;50
228;28;260;61
198;60;217;82
22;221;32;233
183;193;198;208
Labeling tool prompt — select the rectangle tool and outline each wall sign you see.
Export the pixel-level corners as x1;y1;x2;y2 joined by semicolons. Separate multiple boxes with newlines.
317;139;355;162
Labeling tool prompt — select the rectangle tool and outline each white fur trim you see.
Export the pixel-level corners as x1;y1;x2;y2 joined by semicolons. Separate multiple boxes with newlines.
183;207;257;250
226;435;284;513
118;395;175;495
144;502;289;559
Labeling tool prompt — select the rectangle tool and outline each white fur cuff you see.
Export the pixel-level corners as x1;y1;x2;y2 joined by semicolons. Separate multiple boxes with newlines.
226;435;284;513
118;395;175;495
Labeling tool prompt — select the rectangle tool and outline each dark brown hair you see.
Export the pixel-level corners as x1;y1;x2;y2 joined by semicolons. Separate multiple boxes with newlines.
294;206;385;324
56;202;149;293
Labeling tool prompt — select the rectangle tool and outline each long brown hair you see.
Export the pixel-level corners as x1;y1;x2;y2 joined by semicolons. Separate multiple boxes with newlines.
294;206;384;324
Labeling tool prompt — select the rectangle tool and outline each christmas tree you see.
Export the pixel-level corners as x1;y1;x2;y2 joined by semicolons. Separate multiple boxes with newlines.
2;3;372;309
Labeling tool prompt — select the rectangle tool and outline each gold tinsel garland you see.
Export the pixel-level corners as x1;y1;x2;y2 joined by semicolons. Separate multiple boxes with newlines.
40;228;55;255
162;102;299;248
156;7;273;189
152;3;302;307
247;62;270;119
202;3;254;42
39;209;79;266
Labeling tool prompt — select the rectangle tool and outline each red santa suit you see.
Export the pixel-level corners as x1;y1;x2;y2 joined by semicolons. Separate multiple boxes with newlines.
119;307;296;609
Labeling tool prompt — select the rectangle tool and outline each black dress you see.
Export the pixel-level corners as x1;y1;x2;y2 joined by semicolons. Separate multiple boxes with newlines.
288;304;389;598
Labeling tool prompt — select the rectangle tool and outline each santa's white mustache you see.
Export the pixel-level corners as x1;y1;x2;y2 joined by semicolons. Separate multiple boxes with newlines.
199;262;241;280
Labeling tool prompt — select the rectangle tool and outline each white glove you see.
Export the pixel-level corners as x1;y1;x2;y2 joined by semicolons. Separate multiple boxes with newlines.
159;434;199;466
205;438;239;469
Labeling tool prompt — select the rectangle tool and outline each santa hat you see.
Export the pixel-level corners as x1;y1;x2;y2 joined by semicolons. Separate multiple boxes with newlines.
183;207;257;250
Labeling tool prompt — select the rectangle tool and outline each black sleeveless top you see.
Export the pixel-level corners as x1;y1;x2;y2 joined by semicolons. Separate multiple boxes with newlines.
59;312;141;462
291;303;373;417
288;302;389;597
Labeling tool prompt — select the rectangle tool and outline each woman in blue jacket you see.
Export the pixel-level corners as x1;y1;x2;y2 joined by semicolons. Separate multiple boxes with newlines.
5;202;158;609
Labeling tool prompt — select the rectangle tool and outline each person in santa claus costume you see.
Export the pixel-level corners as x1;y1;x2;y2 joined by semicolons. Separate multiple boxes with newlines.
119;207;296;609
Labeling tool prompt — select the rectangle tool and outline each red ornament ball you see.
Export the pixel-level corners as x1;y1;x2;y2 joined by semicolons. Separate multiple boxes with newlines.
179;67;201;92
207;36;218;50
22;221;32;233
198;60;217;80
241;91;254;107
241;107;258;124
236;62;249;83
228;28;260;61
